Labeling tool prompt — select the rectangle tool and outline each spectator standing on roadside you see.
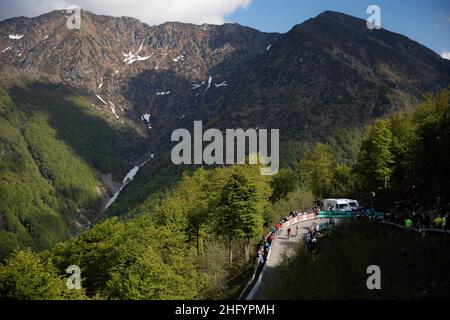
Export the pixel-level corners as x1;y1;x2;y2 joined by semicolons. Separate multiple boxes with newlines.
405;217;413;230
257;247;264;264
310;236;317;252
305;231;312;252
434;215;443;228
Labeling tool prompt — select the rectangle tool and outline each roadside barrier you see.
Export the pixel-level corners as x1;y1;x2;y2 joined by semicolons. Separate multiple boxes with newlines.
240;214;317;300
237;258;260;300
281;213;316;228
245;246;272;300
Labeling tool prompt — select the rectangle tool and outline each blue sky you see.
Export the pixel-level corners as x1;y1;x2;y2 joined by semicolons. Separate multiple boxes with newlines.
228;0;450;56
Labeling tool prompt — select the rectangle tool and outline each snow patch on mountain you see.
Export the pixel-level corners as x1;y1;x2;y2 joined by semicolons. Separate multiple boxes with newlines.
215;81;228;88
205;76;213;91
191;81;205;90
123;43;151;65
172;54;184;62
142;113;151;122
109;102;119;119
105;159;150;209
9;34;24;40
156;91;170;96
95;95;107;105
98;77;103;91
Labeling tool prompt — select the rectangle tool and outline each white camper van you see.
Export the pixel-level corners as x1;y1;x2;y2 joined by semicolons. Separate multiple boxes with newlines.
345;199;360;211
323;199;352;212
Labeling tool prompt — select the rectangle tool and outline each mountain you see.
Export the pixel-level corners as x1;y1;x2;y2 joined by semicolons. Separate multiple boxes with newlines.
0;9;449;259
103;10;450;216
188;10;449;133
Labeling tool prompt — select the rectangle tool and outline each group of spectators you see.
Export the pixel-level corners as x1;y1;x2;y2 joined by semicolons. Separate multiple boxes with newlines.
384;211;448;231
304;229;320;253
256;205;449;265
257;232;274;264
256;207;322;264
288;207;321;219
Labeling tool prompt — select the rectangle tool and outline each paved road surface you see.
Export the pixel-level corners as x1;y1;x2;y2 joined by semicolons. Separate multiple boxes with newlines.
252;219;323;299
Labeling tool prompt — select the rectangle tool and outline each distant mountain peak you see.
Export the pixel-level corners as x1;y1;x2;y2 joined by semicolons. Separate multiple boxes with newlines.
317;10;355;18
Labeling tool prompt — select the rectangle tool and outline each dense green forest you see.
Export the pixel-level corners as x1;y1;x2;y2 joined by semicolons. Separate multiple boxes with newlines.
354;88;450;210
291;87;450;211
0;88;448;299
0;164;278;299
0;80;147;260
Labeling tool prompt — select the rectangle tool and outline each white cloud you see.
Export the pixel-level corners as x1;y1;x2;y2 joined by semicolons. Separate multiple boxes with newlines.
0;0;251;25
441;50;450;60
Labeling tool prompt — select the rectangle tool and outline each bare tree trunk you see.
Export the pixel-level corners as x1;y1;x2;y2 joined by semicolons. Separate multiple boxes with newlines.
244;236;250;261
228;238;233;267
195;225;200;256
200;236;204;257
196;230;199;256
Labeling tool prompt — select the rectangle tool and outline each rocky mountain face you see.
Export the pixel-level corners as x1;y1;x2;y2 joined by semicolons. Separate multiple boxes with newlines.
2;9;448;148
0;9;449;257
190;11;450;137
0;10;277;143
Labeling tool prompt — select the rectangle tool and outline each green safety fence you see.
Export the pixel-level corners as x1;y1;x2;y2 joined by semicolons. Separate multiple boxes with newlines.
316;210;384;219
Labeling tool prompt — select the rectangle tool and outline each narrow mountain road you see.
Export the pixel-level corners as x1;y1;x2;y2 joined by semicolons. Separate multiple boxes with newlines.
251;219;323;299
